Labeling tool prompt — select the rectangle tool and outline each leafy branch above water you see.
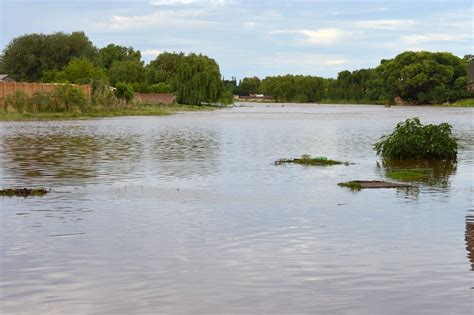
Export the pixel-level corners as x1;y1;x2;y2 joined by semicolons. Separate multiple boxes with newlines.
374;117;458;160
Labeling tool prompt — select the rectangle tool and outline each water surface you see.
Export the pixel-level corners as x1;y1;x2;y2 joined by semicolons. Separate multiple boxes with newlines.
1;104;473;314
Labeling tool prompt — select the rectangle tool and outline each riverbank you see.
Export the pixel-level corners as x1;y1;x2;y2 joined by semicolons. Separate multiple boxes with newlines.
0;104;221;121
236;98;474;107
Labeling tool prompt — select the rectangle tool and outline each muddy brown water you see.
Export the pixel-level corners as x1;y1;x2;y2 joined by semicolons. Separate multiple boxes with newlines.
1;104;473;314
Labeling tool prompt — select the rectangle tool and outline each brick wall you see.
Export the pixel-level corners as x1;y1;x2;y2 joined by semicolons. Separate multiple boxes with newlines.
134;93;176;105
0;81;91;105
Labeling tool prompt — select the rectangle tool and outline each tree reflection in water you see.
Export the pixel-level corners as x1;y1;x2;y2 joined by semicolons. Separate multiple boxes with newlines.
150;128;220;179
1;134;142;184
466;209;474;271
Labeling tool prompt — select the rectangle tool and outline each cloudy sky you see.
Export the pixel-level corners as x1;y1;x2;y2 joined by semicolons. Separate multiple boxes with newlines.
1;0;472;79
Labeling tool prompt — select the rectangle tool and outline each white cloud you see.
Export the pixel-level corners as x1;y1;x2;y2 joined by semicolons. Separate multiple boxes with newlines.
100;9;213;30
150;0;226;5
269;28;346;45
356;19;417;30
141;49;165;57
259;53;350;70
402;33;470;44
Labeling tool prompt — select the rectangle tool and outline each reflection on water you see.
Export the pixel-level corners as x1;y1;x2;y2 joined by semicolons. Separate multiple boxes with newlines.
381;159;457;188
466;209;474;271
1;133;142;184
0;105;473;314
150;128;220;179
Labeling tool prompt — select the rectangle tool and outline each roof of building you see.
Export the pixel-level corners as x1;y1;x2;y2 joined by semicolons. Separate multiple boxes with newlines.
0;74;11;80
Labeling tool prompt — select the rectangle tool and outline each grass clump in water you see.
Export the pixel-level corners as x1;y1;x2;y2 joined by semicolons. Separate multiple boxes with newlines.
337;181;362;191
275;154;348;166
0;188;50;197
386;169;428;181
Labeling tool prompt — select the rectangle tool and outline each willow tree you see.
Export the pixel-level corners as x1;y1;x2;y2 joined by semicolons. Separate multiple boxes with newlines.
147;52;224;105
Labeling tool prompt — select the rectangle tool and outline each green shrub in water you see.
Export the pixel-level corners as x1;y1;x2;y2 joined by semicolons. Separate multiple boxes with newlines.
374;118;457;160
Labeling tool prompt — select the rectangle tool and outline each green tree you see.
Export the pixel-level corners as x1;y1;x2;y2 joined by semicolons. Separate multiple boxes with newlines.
367;51;467;104
148;82;173;93
115;82;134;101
108;60;146;86
260;75;326;102
43;58;105;83
238;76;261;95
146;52;226;105
2;31;97;82
99;44;142;69
146;52;184;84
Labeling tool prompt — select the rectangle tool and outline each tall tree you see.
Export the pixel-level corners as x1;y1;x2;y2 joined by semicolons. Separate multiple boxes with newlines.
238;77;261;95
147;52;226;104
99;44;142;70
2;31;97;82
42;58;105;84
108;60;146;86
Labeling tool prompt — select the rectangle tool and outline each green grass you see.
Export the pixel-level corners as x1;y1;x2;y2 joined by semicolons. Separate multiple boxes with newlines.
0;188;50;197
386;169;428;181
337;181;362;191
0;104;220;121
448;98;474;107
275;155;348;166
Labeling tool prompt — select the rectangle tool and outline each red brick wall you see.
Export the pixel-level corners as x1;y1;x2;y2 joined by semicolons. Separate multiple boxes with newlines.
0;81;91;106
134;93;176;105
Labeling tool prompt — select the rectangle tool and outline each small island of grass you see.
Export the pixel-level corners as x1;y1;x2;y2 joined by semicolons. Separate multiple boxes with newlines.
0;188;51;197
275;155;349;166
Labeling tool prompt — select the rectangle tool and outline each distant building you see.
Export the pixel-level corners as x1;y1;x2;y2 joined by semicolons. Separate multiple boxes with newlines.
468;57;474;93
0;74;14;82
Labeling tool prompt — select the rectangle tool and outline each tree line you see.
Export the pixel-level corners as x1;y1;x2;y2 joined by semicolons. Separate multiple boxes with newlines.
1;31;471;105
0;31;232;105
229;52;471;104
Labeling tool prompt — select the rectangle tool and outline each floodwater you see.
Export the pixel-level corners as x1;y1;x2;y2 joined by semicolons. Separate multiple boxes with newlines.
0;104;473;314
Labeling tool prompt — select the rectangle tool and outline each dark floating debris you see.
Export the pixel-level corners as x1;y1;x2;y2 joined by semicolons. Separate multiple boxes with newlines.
338;180;411;191
48;233;85;237
275;154;349;166
0;188;51;197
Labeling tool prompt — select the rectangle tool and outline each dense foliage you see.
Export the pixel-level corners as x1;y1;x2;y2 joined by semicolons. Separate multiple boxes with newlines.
1;32;231;105
2;32;97;82
2;31;470;105
147;52;229;104
235;51;469;104
374;118;457;160
115;82;134;101
108;60;145;86
368;51;469;104
261;75;326;102
42;58;105;84
98;44;141;69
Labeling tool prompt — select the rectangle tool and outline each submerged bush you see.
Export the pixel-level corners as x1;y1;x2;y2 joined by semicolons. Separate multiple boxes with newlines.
374;117;457;160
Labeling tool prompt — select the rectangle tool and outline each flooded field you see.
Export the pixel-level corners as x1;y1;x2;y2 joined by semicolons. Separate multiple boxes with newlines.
1;104;473;314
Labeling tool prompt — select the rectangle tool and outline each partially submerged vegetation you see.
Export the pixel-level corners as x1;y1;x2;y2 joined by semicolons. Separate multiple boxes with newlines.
0;188;50;197
338;180;411;191
374;118;458;160
381;159;457;187
275;155;349;166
